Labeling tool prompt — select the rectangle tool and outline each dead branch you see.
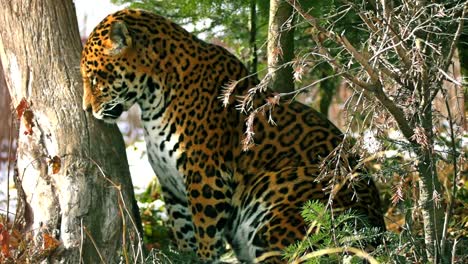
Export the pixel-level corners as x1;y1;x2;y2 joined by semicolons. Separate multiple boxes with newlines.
442;3;467;73
287;0;417;142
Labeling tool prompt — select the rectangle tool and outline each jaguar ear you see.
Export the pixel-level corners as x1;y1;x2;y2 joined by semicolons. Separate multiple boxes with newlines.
107;21;132;55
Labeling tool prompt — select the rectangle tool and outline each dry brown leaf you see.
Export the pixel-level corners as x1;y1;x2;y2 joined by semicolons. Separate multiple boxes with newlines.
49;156;61;174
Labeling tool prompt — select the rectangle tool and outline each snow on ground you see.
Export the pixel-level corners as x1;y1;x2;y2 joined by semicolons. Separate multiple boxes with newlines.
125;140;156;194
0;139;17;221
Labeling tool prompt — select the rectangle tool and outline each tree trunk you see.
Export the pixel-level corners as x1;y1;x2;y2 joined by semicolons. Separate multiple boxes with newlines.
0;1;141;263
268;0;295;93
417;150;443;263
0;61;15;158
416;100;444;263
456;35;467;130
248;0;258;75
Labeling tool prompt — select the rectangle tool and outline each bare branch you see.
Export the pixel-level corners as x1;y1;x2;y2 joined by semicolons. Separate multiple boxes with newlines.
339;35;381;84
288;0;416;142
347;1;414;70
442;2;467;73
365;88;416;142
279;71;344;98
440;87;463;256
310;33;373;90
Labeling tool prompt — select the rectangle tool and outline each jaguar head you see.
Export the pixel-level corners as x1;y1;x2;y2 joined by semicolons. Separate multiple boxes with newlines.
80;14;141;123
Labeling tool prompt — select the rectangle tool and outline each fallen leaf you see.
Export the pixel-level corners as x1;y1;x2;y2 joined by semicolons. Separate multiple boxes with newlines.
22;109;34;135
0;226;10;258
49;156;61;174
15;98;29;120
42;233;60;251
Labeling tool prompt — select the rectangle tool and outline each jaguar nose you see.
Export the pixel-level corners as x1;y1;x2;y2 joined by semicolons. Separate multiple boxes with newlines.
83;85;93;112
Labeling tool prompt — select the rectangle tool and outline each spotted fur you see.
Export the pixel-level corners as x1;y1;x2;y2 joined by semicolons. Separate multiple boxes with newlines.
81;9;385;263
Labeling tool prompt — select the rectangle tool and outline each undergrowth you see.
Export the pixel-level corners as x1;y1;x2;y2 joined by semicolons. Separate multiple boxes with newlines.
284;200;383;264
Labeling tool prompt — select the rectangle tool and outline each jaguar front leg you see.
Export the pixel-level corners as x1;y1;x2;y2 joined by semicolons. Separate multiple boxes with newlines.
186;169;232;263
162;191;198;253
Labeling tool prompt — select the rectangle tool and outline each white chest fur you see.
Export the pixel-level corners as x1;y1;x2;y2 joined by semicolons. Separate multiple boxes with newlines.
143;121;186;200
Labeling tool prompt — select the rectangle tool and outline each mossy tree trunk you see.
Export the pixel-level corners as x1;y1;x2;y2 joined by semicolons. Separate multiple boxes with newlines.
0;0;141;262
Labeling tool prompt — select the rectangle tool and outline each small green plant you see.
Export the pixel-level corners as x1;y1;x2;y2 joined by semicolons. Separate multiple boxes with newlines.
144;246;199;264
284;200;382;264
136;178;201;263
135;178;170;249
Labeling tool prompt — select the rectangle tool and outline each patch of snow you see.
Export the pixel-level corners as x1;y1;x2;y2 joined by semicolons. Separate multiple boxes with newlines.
126;140;155;194
363;130;381;154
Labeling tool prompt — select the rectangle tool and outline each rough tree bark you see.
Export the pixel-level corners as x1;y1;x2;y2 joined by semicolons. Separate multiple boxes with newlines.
268;0;295;93
0;0;141;263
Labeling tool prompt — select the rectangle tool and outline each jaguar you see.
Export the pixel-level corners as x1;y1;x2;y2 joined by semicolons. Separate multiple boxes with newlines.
80;9;385;263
